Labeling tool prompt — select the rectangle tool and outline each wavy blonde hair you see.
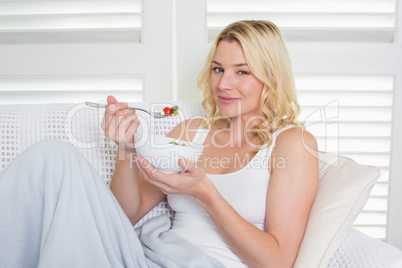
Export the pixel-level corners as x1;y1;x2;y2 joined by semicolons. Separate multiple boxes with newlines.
198;20;303;146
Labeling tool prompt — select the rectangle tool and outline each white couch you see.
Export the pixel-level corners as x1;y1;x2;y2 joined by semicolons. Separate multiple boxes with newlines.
1;101;402;268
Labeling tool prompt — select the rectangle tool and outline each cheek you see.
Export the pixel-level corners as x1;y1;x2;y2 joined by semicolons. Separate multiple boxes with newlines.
242;80;263;97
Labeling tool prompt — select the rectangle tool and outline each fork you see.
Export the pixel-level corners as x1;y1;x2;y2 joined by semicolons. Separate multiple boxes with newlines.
85;102;170;118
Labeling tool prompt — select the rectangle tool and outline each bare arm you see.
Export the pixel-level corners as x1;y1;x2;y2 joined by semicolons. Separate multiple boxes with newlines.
102;96;166;225
109;149;165;225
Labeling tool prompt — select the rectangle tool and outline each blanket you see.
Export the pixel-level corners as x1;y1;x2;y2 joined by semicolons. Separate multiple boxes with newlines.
0;139;223;268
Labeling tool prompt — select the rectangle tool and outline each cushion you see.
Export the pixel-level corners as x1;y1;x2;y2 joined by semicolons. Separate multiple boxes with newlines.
329;228;402;268
294;152;380;268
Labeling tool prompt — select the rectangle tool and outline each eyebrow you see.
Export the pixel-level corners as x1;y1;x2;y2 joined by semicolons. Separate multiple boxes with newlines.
212;60;248;67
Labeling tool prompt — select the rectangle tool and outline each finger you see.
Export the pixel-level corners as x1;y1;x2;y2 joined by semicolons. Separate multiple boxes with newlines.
107;95;118;105
139;165;168;190
114;109;136;126
118;115;140;145
103;107;134;133
137;164;149;180
179;158;194;173
138;157;158;175
115;108;136;119
107;102;129;116
125;116;141;136
101;101;128;130
137;158;171;191
102;113;119;139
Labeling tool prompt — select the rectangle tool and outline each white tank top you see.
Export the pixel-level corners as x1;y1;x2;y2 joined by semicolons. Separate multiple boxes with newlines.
167;125;296;267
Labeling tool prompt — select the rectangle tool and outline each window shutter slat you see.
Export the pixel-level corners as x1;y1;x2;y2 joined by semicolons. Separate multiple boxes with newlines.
0;0;143;43
0;75;144;104
206;0;397;43
207;0;396;13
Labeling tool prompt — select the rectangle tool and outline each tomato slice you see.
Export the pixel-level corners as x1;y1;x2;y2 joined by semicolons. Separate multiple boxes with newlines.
163;107;173;115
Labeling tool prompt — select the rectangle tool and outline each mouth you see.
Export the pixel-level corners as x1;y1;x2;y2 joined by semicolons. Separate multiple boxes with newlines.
218;96;240;104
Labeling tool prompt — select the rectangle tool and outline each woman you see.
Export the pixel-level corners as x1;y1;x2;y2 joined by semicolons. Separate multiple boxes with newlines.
0;20;318;267
103;20;319;267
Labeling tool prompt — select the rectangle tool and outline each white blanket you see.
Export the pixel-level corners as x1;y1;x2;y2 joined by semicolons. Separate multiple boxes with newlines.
0;139;223;268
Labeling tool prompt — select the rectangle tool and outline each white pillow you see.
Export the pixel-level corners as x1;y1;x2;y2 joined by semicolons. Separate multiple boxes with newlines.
294;152;381;268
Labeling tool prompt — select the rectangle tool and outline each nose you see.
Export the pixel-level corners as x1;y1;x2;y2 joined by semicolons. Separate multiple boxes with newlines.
218;72;234;91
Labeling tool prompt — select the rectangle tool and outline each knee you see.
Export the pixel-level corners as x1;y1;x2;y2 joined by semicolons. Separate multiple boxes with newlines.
33;139;75;151
25;139;81;160
2;139;84;187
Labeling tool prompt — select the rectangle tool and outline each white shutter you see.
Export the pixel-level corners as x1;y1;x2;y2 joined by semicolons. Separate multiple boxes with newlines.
0;0;143;44
297;74;394;240
0;0;176;104
207;0;396;43
0;0;145;104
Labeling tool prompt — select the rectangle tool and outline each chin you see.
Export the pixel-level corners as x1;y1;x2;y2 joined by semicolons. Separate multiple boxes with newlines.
217;109;238;119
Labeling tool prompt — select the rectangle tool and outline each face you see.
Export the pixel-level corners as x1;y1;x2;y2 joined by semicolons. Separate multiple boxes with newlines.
210;40;265;122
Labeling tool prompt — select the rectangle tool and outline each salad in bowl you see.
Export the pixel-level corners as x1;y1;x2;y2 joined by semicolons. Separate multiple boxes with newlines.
134;132;204;174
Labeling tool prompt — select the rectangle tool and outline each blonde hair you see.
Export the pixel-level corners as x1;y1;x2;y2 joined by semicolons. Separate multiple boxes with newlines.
197;20;303;146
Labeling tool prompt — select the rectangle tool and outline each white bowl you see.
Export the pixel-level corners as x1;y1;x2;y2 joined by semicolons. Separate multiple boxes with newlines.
134;132;204;174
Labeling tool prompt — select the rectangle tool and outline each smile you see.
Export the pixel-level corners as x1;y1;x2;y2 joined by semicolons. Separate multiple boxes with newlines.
218;96;240;104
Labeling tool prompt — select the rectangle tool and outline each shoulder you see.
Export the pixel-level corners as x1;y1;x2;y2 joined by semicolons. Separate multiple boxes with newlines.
270;126;318;173
166;118;205;142
275;126;317;152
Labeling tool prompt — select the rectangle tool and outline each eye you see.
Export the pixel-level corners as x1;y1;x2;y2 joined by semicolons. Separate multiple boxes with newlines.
213;67;224;73
238;70;249;75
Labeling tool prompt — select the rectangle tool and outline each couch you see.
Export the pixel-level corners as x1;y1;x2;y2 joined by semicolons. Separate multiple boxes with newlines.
1;101;402;267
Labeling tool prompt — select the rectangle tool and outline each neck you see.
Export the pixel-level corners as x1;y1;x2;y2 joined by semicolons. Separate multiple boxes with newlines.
215;115;265;147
